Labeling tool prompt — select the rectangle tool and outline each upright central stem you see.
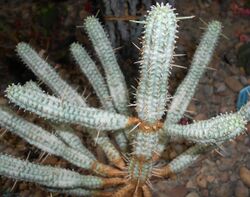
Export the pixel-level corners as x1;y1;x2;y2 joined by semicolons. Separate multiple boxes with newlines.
127;120;163;183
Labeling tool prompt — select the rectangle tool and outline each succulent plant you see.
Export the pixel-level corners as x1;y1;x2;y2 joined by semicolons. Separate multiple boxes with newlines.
0;3;249;197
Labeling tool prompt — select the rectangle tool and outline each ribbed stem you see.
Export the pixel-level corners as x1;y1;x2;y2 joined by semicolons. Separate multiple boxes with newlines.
16;42;87;107
165;112;246;143
6;84;130;131
166;21;222;124
136;3;177;123
84;16;129;114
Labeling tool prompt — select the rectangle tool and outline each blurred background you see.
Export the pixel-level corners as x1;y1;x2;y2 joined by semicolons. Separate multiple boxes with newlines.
0;0;249;196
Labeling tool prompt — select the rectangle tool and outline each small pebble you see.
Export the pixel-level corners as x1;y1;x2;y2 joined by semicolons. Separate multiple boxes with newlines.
203;84;214;96
207;175;215;183
239;75;248;85
34;191;44;197
173;144;185;154
225;76;243;92
235;180;249;197
201;189;209;197
214;82;226;93
196;174;207;188
220;172;230;182
240;166;250;187
228;66;240;75
186;179;196;189
0;97;7;105
187;103;197;115
169;150;177;159
217;158;236;171
213;183;233;197
185;191;200;197
194;113;207;120
42;156;58;165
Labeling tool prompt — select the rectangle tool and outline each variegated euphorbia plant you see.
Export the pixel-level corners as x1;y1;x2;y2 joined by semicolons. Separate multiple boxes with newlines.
0;3;248;197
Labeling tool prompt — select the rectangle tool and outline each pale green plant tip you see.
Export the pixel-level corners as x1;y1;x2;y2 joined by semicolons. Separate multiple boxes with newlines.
16;42;87;107
166;19;222;125
166;113;247;144
136;3;177;123
69;42;114;111
55;129;96;160
0;154;103;189
70;42;128;154
83;15;129;115
81;17;130;151
6;83;130;131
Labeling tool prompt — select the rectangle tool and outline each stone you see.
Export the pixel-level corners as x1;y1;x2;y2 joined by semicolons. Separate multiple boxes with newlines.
0;97;7;105
194;113;207;121
173;144;185;154
211;95;222;105
42;156;58;165
239;75;248;85
34;191;44;197
236;143;249;154
203;159;216;168
217;67;228;79
169;150;178;159
203;84;214;96
200;165;208;173
200;189;209;197
196;174;207;188
217;158;236;171
207;175;215;183
0;144;6;152
230;172;239;182
214;82;226;93
220;172;230;182
20;190;31;197
236;133;246;142
225;76;243;92
185;191;200;197
186;179;196;189
161;147;171;160
19;182;28;190
228;66;240;75
219;106;234;114
213;182;233;197
155;183;188;197
247;77;250;85
165;185;188;197
187;103;197;115
235;180;249;197
239;166;250;188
